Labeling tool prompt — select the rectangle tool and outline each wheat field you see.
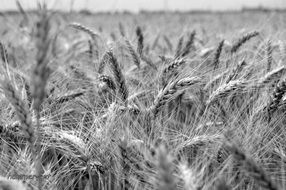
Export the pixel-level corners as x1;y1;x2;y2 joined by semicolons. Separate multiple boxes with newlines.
0;4;286;190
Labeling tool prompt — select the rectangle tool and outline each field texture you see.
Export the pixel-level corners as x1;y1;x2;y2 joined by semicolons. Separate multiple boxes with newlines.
0;8;286;190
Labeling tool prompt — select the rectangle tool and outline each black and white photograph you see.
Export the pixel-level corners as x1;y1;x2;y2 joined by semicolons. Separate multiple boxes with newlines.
0;0;285;189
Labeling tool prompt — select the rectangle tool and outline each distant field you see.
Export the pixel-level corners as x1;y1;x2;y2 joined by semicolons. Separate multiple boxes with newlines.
0;10;286;190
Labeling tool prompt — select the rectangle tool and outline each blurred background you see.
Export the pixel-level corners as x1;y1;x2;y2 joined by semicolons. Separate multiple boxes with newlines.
0;0;286;12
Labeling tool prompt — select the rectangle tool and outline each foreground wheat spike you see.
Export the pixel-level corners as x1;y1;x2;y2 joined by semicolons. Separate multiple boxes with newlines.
125;38;141;68
106;50;129;106
1;79;35;144
136;26;144;57
268;78;286;116
213;40;225;70
231;31;259;54
178;30;196;58
206;80;247;106
225;142;279;190
151;76;201;116
225;60;247;84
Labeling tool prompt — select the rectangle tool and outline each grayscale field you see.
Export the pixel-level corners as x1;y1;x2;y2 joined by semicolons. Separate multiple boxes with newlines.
0;1;286;190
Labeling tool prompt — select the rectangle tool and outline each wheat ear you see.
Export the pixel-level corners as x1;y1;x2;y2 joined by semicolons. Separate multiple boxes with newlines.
178;30;196;58
151;76;201;117
225;60;247;84
106;50;129;106
174;35;184;58
231;31;259;54
125;38;140;68
136;26;144;57
212;40;225;70
267;78;286;116
69;22;100;40
1;78;35;144
207;80;247;106
253;66;286;89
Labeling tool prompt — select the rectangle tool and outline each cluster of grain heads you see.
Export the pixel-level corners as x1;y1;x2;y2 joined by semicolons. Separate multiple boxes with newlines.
212;40;225;70
176;30;196;58
253;66;286;90
151;76;201;117
225;60;247;84
206;80;247;106
105;50;129;106
161;58;186;86
230;31;259;54
224;142;280;190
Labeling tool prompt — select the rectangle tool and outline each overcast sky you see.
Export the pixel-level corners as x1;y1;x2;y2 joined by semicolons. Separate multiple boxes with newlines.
1;0;286;12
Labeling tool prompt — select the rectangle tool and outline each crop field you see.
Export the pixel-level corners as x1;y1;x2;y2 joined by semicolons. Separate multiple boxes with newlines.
0;6;286;190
